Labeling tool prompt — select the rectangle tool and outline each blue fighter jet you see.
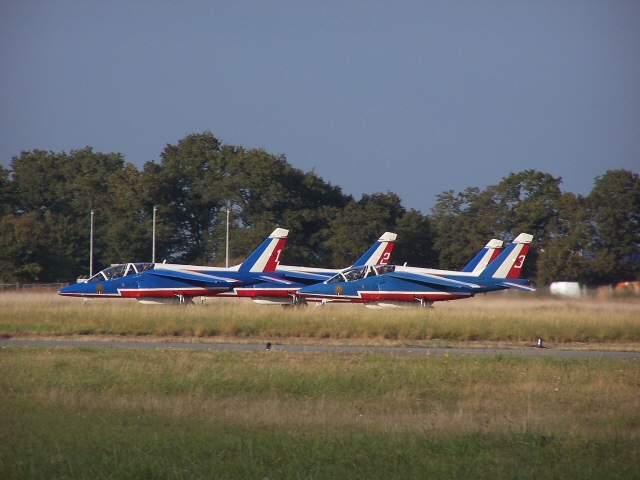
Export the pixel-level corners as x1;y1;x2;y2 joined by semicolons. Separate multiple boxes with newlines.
58;230;398;306
234;231;398;305
58;228;289;304
297;233;534;308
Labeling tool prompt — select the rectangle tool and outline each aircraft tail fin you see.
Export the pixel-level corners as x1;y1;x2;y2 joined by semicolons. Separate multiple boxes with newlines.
238;228;289;273
479;233;533;280
461;239;504;274
351;232;397;267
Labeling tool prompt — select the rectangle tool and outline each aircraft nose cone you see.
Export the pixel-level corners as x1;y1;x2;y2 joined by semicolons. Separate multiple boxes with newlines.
58;280;112;297
58;282;89;296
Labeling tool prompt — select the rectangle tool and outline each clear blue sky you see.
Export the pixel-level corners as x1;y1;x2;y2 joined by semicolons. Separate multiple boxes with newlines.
2;1;639;213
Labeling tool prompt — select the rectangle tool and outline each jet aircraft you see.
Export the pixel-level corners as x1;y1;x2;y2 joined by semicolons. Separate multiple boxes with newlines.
58;230;397;306
296;234;533;308
58;228;290;304
234;231;397;305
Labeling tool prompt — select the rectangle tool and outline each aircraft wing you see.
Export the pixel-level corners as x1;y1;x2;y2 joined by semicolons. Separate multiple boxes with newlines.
387;271;480;291
146;269;242;286
278;270;332;284
147;268;328;289
500;280;536;292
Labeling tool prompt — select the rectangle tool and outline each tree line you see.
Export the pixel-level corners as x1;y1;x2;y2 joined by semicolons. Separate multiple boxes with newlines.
1;131;638;286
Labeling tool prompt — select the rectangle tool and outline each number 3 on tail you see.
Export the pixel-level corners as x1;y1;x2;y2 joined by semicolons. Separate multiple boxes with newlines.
513;255;525;269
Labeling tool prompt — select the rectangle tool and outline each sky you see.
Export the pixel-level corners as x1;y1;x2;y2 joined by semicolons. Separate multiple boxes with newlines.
2;1;639;213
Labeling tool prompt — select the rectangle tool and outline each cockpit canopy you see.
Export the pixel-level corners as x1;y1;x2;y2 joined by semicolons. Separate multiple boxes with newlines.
326;264;396;284
87;263;154;282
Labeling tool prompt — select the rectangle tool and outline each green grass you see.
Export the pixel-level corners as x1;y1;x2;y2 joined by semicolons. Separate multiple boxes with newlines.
1;292;639;478
3;397;637;480
1;347;639;479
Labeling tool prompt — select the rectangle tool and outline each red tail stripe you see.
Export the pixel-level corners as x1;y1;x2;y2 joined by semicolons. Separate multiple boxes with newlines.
263;238;287;272
506;244;530;279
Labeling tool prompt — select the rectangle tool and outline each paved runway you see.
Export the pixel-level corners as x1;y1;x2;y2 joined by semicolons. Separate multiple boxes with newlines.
1;338;638;360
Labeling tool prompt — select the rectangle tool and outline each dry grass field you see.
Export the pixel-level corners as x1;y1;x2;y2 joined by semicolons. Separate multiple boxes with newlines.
1;289;639;348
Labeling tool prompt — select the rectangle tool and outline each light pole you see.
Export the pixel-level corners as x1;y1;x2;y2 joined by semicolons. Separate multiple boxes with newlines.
152;206;157;263
89;209;94;278
226;208;230;268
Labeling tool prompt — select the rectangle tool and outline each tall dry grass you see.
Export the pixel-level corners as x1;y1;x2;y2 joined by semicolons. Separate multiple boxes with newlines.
1;291;639;344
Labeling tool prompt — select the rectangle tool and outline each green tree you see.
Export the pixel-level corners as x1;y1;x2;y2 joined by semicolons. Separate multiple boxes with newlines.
492;170;564;280
57;148;131;275
0;165;12;217
10;150;65;213
535;192;592;285
8;148;129;280
586;170;640;284
138;161;175;263
393;209;437;267
278;170;348;266
322;192;404;267
152;132;225;264
430;170;565;281
0;213;49;282
430;187;492;269
147;134;352;267
216;147;349;266
496;170;563;241
220;147;304;261
99;163;152;264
